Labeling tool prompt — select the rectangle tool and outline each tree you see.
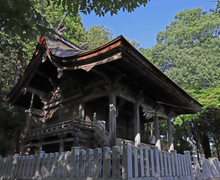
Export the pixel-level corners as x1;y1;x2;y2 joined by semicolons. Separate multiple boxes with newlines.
34;0;87;45
140;7;220;88
0;31;36;156
0;0;151;40
84;25;113;50
140;6;220;157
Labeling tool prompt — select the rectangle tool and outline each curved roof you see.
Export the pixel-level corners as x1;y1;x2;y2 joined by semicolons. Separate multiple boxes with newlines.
7;34;202;116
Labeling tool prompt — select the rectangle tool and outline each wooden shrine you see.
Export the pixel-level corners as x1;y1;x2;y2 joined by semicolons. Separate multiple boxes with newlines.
7;34;202;154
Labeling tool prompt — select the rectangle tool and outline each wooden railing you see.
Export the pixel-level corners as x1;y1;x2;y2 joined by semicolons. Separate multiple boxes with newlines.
94;121;110;146
26;119;111;146
0;143;194;180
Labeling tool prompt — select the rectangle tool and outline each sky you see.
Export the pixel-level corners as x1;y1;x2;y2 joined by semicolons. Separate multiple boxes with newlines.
80;0;218;49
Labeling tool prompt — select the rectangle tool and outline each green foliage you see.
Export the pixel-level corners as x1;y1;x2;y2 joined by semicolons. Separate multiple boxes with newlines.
141;8;220;87
0;0;151;40
34;0;86;45
0;31;36;156
84;25;114;50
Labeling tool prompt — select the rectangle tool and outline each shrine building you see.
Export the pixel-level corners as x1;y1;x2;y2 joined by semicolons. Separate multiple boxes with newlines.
7;34;202;154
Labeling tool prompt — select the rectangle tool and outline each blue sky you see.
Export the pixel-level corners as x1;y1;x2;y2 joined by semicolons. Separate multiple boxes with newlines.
80;0;218;49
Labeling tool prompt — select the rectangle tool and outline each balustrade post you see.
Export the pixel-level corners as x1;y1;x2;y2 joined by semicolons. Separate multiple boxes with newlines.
184;151;194;180
200;154;209;179
122;142;133;179
64;151;71;177
103;147;111;178
171;150;179;178
79;150;86;177
143;148;150;177
86;149;94;177
94;148;102;178
151;146;160;177
112;146;120;178
70;147;79;177
193;156;202;180
35;151;45;177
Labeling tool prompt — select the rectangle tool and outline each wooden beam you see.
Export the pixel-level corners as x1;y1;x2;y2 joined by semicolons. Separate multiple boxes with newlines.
27;87;48;99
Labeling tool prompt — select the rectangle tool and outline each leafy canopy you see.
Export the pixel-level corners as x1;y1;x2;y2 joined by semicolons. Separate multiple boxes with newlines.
140;8;220;88
0;0;151;40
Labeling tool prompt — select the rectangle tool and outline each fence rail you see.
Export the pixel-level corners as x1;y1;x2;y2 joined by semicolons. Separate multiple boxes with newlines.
0;143;194;180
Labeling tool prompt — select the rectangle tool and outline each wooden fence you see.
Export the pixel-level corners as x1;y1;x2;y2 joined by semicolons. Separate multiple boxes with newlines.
0;143;194;180
193;154;220;180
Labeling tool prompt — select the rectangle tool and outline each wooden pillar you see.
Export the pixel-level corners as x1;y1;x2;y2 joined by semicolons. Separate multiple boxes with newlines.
167;118;174;151
59;135;65;152
38;138;43;152
73;137;79;147
134;101;140;147
58;104;63;123
24;93;34;137
154;113;161;150
109;92;116;146
79;103;85;120
42;108;46;127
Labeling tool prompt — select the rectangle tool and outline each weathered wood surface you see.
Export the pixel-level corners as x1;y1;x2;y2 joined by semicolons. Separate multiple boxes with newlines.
0;143;195;180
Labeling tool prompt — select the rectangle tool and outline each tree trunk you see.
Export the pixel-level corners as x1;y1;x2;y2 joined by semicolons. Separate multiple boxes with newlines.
201;134;212;158
2;130;9;157
15;129;21;154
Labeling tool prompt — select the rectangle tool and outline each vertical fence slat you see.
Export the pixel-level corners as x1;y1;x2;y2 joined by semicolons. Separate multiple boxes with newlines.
159;152;164;176
64;151;71;177
151;146;160;177
163;152;168;177
183;155;188;176
177;154;182;177
132;147;138;177
167;153;172;177
15;156;22;176
149;148;155;177
30;154;38;176
79;149;86;177
94;148;102;178
71;147;79;177
40;153;48;177
34;151;45;177
143;148;150;177
26;155;33;177
58;152;65;177
51;152;59;177
86;149;94;177
22;155;29;176
112;146;120;178
46;153;53;177
171;150;179;177
6;157;12;176
122;142;133;178
103;147;111;178
10;154;19;177
184;151;194;180
138;147;144;177
193;156;202;180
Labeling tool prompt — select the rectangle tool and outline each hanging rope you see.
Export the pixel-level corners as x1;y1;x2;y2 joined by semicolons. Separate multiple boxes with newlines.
139;102;156;118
